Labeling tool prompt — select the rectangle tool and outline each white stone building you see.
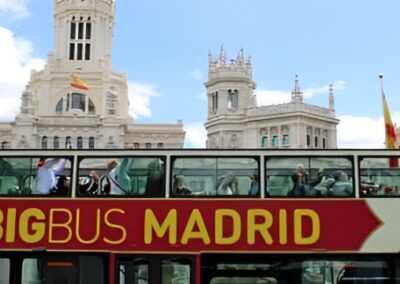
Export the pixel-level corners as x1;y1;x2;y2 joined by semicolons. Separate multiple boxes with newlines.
205;48;339;149
0;0;185;149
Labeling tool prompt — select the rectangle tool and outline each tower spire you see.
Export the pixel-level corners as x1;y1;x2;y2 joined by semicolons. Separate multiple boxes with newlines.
291;75;303;103
329;84;335;109
220;45;226;66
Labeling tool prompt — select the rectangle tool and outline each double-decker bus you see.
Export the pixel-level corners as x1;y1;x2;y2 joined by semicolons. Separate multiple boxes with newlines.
0;149;400;283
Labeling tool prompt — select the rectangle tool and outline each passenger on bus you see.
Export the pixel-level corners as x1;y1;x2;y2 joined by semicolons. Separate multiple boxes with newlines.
328;171;353;196
360;178;380;196
217;173;236;195
310;168;335;196
248;174;260;196
35;158;67;194
145;159;164;197
106;158;133;195
288;164;308;196
78;170;99;195
172;175;191;195
0;158;11;176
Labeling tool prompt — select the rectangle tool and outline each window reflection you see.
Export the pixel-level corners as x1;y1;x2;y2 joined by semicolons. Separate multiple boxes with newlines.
360;156;400;197
171;157;259;197
266;157;353;197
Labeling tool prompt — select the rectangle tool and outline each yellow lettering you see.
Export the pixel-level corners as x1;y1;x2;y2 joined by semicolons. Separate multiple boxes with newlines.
49;208;72;244
103;209;127;245
6;208;16;243
247;209;273;245
279;209;287;245
294;209;320;245
75;208;101;244
181;209;210;245
144;209;177;245
19;209;45;243
215;209;240;244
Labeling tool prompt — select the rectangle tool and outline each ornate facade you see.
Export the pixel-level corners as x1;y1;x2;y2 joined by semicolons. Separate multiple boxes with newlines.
0;0;185;149
204;48;339;149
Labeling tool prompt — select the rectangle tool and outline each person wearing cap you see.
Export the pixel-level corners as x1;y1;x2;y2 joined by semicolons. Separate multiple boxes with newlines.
35;158;67;194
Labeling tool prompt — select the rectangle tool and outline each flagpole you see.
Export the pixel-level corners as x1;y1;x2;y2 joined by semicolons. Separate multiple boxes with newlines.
379;74;384;96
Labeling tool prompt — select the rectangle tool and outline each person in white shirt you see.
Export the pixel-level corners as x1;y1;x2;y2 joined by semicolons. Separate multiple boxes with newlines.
35;158;67;194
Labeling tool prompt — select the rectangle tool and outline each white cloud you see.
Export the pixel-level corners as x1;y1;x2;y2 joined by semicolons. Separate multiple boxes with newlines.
255;89;291;106
184;122;206;148
190;68;202;80
127;82;160;119
303;80;347;98
0;0;30;19
196;91;206;101
337;112;400;148
0;27;45;121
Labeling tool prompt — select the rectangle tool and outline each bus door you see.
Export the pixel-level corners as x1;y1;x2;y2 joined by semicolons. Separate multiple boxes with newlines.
116;255;195;284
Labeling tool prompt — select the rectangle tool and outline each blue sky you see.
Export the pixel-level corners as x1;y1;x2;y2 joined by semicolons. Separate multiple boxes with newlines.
0;0;399;148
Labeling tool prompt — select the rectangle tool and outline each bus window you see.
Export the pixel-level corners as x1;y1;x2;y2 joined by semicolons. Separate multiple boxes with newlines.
360;156;400;197
202;254;393;284
77;156;165;197
21;255;105;284
22;258;43;283
171;157;259;197
0;258;10;284
0;157;72;196
266;156;353;197
119;261;149;284
162;258;191;284
118;256;193;284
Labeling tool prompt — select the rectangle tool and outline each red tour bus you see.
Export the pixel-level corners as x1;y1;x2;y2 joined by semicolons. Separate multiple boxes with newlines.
0;149;400;283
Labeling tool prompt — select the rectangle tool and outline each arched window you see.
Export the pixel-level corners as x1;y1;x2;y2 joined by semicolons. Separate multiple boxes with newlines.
55;93;96;114
56;99;63;114
77;136;83;149
283;135;289;146
54;136;59;149
89;137;95;149
65;136;71;149
133;142;140;149
228;89;239;111
272;136;279;148
41;136;48;149
314;136;318;148
145;143;152;149
211;92;218;113
261;136;268;148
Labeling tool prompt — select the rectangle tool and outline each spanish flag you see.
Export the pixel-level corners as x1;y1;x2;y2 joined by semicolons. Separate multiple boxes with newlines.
380;75;398;167
382;91;397;149
70;75;89;90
